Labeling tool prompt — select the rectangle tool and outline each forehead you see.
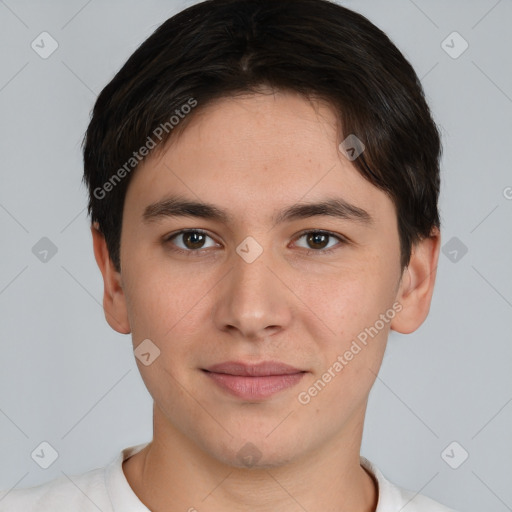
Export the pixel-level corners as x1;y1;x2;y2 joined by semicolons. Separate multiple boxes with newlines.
125;91;396;225
169;90;341;158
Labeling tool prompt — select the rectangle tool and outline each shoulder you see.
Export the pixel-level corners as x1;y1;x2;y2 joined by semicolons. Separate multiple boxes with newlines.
0;443;149;512
0;467;109;512
361;457;458;512
397;487;458;512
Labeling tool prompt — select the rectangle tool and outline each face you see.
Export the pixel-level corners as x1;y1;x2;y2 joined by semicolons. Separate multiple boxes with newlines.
103;90;428;468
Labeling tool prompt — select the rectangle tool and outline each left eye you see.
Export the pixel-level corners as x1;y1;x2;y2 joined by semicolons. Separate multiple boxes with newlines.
294;231;342;251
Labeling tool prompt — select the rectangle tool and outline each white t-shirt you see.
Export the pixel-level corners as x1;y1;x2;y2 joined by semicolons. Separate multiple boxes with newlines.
0;443;456;511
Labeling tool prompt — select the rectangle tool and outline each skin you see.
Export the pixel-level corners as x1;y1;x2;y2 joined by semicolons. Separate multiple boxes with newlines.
92;89;440;512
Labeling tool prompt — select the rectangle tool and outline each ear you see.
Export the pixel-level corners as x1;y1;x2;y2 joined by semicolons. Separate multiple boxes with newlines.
390;227;441;334
91;224;131;334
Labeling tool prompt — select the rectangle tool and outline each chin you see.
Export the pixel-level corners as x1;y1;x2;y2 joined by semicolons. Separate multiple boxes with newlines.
203;434;303;470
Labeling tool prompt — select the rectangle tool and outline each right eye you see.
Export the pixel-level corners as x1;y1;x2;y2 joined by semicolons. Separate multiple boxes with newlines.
165;229;219;253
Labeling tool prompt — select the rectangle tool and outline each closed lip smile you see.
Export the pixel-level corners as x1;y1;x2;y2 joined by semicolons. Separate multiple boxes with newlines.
202;360;307;400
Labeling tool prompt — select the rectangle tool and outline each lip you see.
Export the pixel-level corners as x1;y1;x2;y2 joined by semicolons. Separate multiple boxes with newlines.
203;360;306;400
205;360;303;376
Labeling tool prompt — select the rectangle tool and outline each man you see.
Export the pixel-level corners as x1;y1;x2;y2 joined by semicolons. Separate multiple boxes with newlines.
0;0;456;510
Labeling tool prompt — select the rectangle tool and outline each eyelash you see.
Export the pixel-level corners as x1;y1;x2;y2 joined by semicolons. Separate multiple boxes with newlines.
163;229;348;257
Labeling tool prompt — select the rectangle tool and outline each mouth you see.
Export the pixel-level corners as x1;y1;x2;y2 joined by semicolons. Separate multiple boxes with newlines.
202;361;307;400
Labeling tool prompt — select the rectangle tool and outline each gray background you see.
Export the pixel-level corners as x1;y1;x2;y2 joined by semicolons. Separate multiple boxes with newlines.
0;1;511;511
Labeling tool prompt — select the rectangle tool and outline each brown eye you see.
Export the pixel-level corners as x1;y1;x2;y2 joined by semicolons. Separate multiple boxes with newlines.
183;232;206;249
306;232;330;249
294;230;345;253
167;230;217;251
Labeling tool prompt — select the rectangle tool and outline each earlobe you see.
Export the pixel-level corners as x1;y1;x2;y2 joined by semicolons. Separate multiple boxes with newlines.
91;224;131;334
390;227;441;334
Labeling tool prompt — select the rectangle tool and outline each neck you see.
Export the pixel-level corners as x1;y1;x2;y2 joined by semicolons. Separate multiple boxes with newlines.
123;404;378;512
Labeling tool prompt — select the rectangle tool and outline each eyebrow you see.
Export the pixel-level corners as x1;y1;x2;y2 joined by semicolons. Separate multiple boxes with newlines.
142;195;373;226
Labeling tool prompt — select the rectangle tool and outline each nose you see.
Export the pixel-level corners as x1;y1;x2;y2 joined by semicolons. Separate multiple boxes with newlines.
212;243;293;341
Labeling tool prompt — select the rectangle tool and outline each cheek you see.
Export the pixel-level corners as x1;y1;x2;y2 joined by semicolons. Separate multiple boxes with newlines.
298;277;393;412
300;252;399;394
306;257;398;340
122;258;209;342
123;268;206;404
